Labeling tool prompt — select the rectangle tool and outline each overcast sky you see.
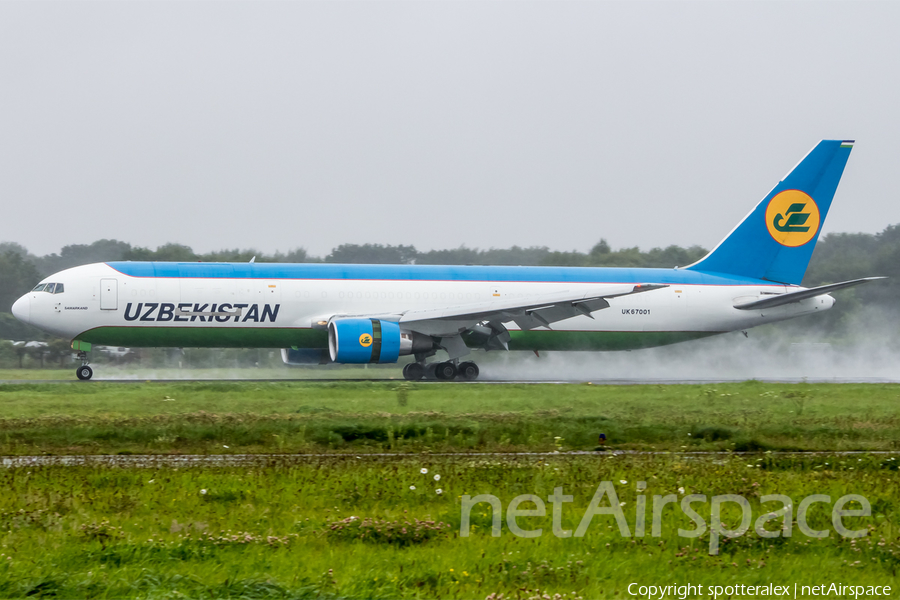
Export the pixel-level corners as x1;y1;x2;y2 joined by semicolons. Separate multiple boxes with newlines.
1;1;898;258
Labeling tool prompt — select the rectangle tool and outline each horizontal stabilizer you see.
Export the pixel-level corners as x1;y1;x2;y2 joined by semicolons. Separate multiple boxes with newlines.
734;277;885;310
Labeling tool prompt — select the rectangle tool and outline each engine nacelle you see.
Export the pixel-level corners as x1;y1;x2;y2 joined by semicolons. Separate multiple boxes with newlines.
280;348;331;365
328;318;432;364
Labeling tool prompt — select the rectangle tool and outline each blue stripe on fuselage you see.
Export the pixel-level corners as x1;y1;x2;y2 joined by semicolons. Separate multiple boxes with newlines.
105;262;774;286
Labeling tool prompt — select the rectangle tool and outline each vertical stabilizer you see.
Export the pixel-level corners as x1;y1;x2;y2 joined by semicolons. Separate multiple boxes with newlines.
686;140;853;285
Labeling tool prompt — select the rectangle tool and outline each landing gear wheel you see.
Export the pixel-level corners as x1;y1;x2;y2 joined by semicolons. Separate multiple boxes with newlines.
424;363;438;380
458;361;479;381
434;361;458;381
76;365;93;381
402;363;425;381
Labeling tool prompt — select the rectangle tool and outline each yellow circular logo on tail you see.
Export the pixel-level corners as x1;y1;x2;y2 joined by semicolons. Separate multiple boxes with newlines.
765;190;820;247
359;333;373;347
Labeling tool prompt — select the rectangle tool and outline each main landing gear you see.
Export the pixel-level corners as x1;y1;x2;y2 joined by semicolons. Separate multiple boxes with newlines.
75;351;93;381
402;360;480;381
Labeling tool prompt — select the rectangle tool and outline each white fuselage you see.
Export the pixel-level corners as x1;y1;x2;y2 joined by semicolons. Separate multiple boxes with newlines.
12;262;834;353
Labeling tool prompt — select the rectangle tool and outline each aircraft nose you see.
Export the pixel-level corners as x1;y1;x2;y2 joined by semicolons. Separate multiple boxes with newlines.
11;295;30;323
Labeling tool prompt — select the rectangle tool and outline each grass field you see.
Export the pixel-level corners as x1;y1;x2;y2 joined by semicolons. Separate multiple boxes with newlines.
0;381;897;598
0;454;897;599
0;381;898;454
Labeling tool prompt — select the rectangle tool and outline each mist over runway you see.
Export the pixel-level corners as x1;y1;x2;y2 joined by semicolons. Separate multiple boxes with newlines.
1;377;899;385
5;323;899;384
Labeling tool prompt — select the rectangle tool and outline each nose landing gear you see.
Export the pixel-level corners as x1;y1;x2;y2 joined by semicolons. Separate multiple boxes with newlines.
401;360;480;381
75;351;93;381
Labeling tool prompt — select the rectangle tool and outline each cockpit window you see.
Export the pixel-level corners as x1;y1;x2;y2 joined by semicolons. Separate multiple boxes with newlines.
30;283;64;293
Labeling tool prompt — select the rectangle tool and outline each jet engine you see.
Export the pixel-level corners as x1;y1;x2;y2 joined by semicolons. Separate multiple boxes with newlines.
328;318;433;364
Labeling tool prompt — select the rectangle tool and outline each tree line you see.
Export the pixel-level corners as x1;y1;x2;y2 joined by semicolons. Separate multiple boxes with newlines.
2;227;898;343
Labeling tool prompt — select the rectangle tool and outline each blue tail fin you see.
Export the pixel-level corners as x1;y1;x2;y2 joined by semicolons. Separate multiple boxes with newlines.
686;140;853;285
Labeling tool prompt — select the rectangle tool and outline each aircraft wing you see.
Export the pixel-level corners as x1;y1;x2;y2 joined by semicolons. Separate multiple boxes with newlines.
396;283;668;337
734;277;885;310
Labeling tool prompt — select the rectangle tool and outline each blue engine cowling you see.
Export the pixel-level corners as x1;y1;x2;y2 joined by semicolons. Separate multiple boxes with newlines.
328;318;402;364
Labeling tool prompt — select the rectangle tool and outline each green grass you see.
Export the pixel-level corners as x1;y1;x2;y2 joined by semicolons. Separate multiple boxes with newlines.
0;382;898;598
0;381;898;454
0;455;896;599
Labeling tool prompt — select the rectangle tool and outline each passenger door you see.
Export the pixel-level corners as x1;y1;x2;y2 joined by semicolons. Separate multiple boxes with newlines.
100;278;118;310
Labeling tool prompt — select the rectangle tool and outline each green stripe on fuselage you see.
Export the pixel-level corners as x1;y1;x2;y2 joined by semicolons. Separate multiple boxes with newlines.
76;327;329;349
77;326;717;352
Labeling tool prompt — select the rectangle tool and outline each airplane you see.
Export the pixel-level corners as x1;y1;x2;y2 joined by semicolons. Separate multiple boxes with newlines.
10;139;883;381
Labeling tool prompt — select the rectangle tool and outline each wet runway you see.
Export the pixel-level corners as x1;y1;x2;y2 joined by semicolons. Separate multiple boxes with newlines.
2;450;897;468
2;377;900;385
